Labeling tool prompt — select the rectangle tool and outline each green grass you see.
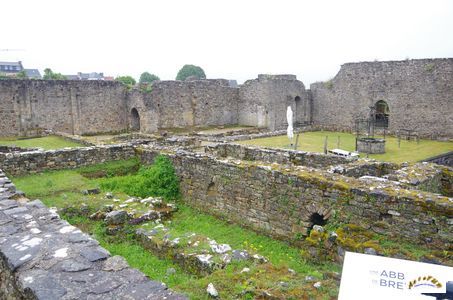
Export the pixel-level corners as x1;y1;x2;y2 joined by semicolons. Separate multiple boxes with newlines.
0;135;84;150
239;131;453;163
170;205;336;276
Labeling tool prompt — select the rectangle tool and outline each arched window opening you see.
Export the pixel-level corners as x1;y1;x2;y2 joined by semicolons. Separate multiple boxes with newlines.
130;108;140;131
374;100;389;128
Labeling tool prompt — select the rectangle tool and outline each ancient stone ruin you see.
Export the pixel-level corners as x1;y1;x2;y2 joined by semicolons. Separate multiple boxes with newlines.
1;58;452;139
0;58;452;299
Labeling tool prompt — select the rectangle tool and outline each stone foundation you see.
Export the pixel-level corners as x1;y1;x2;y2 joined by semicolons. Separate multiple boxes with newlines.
356;138;385;154
140;146;452;247
0;144;136;176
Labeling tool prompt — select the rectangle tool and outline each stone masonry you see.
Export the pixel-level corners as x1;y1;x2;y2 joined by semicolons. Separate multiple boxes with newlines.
1;58;452;138
0;170;186;300
140;145;453;247
310;58;453;138
1;143;451;247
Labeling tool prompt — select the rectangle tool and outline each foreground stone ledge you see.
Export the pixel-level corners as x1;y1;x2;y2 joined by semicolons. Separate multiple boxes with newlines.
0;170;186;300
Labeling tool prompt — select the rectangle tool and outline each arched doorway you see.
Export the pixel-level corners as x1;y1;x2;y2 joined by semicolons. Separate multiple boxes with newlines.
374;100;389;128
294;96;301;126
130;108;140;131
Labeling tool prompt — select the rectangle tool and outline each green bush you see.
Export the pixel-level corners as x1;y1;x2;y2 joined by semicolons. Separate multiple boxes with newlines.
115;75;136;87
100;155;180;200
175;64;206;81
139;72;160;84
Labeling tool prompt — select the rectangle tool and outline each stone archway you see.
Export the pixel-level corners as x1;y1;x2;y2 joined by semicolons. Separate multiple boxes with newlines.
374;100;389;128
130;108;140;131
294;96;301;125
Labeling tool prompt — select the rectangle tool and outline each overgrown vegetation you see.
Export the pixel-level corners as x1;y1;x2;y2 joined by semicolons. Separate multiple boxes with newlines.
115;75;136;88
43;68;67;80
100;155;180;200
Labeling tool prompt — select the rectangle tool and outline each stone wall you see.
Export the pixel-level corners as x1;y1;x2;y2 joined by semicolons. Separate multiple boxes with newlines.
310;58;453;138
205;143;354;168
424;151;453;167
239;75;310;130
0;144;136;176
0;170;185;300
140;147;452;247
127;89;159;133
0;80;128;137
151;79;239;129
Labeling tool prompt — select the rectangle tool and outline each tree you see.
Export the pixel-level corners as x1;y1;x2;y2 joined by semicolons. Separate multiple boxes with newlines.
115;75;136;87
175;64;206;81
43;68;67;80
139;72;160;84
16;70;28;79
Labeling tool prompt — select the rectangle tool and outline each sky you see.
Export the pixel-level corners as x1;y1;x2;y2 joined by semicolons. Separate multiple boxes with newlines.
2;0;453;85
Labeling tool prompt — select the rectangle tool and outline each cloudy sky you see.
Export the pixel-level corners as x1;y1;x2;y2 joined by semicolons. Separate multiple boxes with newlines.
2;0;452;85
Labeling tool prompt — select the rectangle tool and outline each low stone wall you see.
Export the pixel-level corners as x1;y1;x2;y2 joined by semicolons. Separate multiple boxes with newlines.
0;144;136;176
205;143;354;168
140;147;452;247
424;151;453;167
330;160;399;178
356;138;385;154
0;146;41;153
0;170;186;300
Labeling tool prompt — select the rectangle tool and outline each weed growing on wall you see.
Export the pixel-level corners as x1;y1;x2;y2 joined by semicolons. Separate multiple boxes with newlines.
100;155;180;200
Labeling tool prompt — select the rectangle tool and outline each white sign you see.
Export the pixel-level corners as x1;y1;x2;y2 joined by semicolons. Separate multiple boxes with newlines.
339;252;453;300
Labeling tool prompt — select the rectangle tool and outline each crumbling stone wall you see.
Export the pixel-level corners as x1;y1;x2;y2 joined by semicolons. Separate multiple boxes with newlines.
310;58;453;138
0;80;128;137
0;144;136;176
239;75;311;130
205;143;354;168
0;143;451;250
127;89;159;133
0;170;185;300
139;147;452;247
150;79;239;129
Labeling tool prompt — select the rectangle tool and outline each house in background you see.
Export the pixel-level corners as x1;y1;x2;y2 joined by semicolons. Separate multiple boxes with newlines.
65;72;106;80
0;61;42;79
24;69;42;79
0;61;24;76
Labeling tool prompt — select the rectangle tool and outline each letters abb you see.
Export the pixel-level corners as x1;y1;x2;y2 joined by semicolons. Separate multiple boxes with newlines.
379;270;405;290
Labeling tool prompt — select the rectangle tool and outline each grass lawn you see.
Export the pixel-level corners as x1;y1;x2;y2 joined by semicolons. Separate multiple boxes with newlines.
238;131;453;163
0;135;84;150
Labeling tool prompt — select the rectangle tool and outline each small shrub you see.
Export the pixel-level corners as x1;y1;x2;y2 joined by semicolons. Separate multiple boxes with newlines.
324;80;333;90
425;63;435;72
100;155;180;200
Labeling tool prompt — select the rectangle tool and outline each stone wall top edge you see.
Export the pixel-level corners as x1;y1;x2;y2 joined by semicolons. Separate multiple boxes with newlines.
310;57;453;87
140;146;452;210
0;79;126;87
340;57;453;68
152;79;232;86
